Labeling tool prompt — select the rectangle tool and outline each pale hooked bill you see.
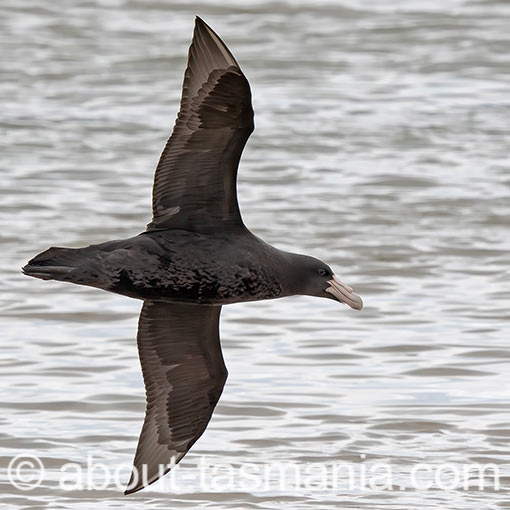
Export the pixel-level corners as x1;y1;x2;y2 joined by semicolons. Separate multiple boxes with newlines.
326;274;363;310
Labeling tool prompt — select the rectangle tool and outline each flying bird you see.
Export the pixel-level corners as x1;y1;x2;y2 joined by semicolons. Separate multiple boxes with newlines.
22;17;363;494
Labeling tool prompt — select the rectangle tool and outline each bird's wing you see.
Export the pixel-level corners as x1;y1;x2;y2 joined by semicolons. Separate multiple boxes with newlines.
147;17;254;233
125;300;227;494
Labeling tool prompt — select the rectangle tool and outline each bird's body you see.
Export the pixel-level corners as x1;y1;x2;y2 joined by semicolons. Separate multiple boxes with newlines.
25;228;294;305
22;17;362;494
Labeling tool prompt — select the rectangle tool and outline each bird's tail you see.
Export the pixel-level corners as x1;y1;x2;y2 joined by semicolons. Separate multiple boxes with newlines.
22;246;85;282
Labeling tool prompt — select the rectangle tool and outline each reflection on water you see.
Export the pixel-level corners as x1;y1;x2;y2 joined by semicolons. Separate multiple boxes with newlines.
1;0;509;508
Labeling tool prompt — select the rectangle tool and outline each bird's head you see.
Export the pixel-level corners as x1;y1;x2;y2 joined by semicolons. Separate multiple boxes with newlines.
287;254;363;310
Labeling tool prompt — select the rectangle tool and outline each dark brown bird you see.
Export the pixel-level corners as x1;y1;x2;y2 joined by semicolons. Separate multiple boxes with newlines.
22;17;362;494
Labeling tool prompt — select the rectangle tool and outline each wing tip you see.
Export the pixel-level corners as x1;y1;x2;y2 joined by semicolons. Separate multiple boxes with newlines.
123;470;162;495
194;15;210;31
192;15;239;68
123;463;175;495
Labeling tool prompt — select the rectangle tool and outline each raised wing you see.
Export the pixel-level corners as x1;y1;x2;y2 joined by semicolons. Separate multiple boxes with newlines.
147;17;254;233
125;300;227;494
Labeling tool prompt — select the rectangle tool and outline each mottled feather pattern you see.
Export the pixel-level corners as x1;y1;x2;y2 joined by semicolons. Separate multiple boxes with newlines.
106;233;283;304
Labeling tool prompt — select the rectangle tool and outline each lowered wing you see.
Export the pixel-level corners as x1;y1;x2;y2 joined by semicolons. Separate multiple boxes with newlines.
125;300;227;494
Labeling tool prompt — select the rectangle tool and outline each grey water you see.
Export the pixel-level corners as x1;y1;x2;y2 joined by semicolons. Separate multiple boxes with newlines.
1;0;509;508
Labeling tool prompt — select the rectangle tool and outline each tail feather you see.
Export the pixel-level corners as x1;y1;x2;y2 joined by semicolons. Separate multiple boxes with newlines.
22;246;85;282
23;238;145;294
22;264;74;280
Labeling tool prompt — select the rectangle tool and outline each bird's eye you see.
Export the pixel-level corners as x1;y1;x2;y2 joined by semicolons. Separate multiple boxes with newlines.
318;268;328;276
